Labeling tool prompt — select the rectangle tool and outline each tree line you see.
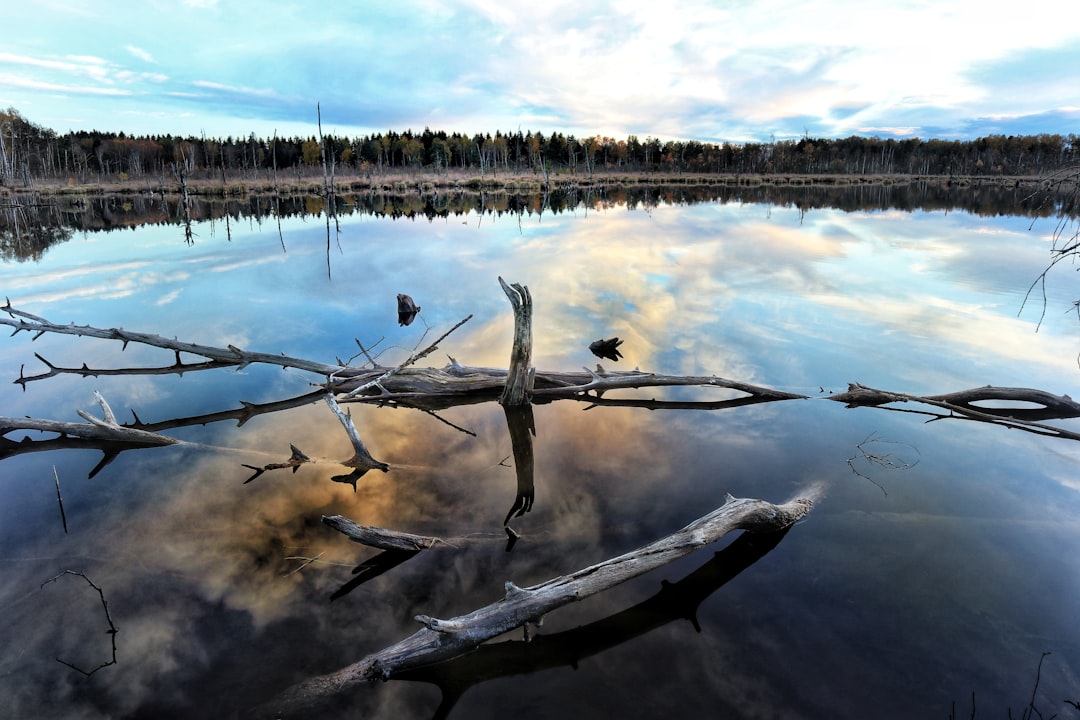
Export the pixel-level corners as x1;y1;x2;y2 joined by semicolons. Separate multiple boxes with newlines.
1;106;1077;186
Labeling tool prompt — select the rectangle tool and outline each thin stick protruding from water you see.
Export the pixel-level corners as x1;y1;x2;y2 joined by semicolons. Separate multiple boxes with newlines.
53;466;68;534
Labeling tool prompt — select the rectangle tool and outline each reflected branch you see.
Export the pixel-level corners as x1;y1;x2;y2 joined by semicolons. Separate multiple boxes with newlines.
396;526;794;720
330;550;421;601
501;405;535;531
257;493;815;718
39;570;118;677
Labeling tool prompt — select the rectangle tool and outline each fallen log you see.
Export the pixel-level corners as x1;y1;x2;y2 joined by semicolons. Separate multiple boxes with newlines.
394;525;795;719
256;492;814;718
829;382;1080;440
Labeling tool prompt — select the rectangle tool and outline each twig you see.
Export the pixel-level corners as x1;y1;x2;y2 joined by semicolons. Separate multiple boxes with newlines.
339;315;472;399
39;571;118;676
52;466;68;534
1021;651;1051;720
283;552;326;576
846;432;920;496
242;444;313;483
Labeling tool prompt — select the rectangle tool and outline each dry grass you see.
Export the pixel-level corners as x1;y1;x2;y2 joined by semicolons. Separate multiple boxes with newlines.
2;168;1060;202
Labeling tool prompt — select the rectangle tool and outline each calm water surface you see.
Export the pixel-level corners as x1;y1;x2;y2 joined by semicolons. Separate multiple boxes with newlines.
1;193;1079;719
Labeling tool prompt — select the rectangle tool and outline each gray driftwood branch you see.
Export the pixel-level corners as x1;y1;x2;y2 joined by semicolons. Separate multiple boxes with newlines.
829;382;1080;439
1;299;344;377
257;492;814;717
1;390;181;449
322;515;439;552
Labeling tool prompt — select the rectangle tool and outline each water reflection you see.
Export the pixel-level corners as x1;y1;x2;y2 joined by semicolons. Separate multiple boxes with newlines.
1;189;1080;719
2;177;1077;262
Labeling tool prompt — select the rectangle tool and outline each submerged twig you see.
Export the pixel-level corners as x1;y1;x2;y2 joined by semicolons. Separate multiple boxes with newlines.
39;571;118;677
846;432;920;496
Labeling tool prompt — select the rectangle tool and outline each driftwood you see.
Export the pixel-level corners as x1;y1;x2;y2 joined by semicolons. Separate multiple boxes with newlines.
1;301;344;377
0;293;807;408
257;493;814;718
394;525;795;719
830;382;1080;440
323;515;439;552
498;277;533;406
6;285;1080;487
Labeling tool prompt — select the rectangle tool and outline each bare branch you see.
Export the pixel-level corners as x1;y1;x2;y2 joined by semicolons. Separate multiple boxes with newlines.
0;302;344;377
323;394;389;474
830;383;1080;440
338;315;472;399
259;493;815;716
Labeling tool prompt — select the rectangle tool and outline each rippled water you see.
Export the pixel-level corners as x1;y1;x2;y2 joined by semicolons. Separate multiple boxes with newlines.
1;192;1078;719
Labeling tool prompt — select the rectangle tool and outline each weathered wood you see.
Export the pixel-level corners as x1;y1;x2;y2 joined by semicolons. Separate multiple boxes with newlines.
1;301;802;407
338;315;472;400
1;390;180;449
1;301;344;376
393;525;795;718
829;382;1080;439
323;515;436;552
926;386;1080;420
242;444;313;483
257;493;814;717
323;395;389;473
498;277;533;406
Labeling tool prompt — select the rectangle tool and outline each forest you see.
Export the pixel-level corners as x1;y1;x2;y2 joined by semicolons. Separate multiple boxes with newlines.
1;106;1078;186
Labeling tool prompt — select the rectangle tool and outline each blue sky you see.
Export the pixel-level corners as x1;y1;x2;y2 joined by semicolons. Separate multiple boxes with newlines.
2;0;1079;143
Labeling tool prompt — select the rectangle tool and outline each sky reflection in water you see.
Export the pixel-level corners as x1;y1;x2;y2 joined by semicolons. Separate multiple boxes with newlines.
1;197;1079;719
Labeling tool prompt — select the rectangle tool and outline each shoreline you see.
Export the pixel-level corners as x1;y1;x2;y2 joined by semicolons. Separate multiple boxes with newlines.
1;169;1067;201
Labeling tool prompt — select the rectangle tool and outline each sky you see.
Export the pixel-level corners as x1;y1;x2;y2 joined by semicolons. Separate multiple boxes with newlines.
2;0;1080;144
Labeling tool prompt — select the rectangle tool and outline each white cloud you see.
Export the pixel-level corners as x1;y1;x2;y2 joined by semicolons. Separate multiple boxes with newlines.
3;0;1080;139
125;45;156;63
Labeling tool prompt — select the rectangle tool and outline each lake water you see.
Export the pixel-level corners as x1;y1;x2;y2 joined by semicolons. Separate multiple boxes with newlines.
1;185;1079;719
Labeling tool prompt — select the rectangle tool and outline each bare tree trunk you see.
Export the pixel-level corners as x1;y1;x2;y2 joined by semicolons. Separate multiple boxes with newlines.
499;277;533;406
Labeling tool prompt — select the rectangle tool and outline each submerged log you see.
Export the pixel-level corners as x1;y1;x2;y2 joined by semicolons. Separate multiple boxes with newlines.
257;492;814;717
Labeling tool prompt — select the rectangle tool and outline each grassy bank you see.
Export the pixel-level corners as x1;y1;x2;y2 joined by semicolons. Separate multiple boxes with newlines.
1;168;1064;202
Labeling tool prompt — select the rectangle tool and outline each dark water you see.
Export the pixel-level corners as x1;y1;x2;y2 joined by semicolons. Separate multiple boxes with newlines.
1;191;1079;719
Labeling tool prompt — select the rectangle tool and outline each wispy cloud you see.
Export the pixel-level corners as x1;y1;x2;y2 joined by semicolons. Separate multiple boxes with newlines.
0;73;131;96
125;45;156;63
